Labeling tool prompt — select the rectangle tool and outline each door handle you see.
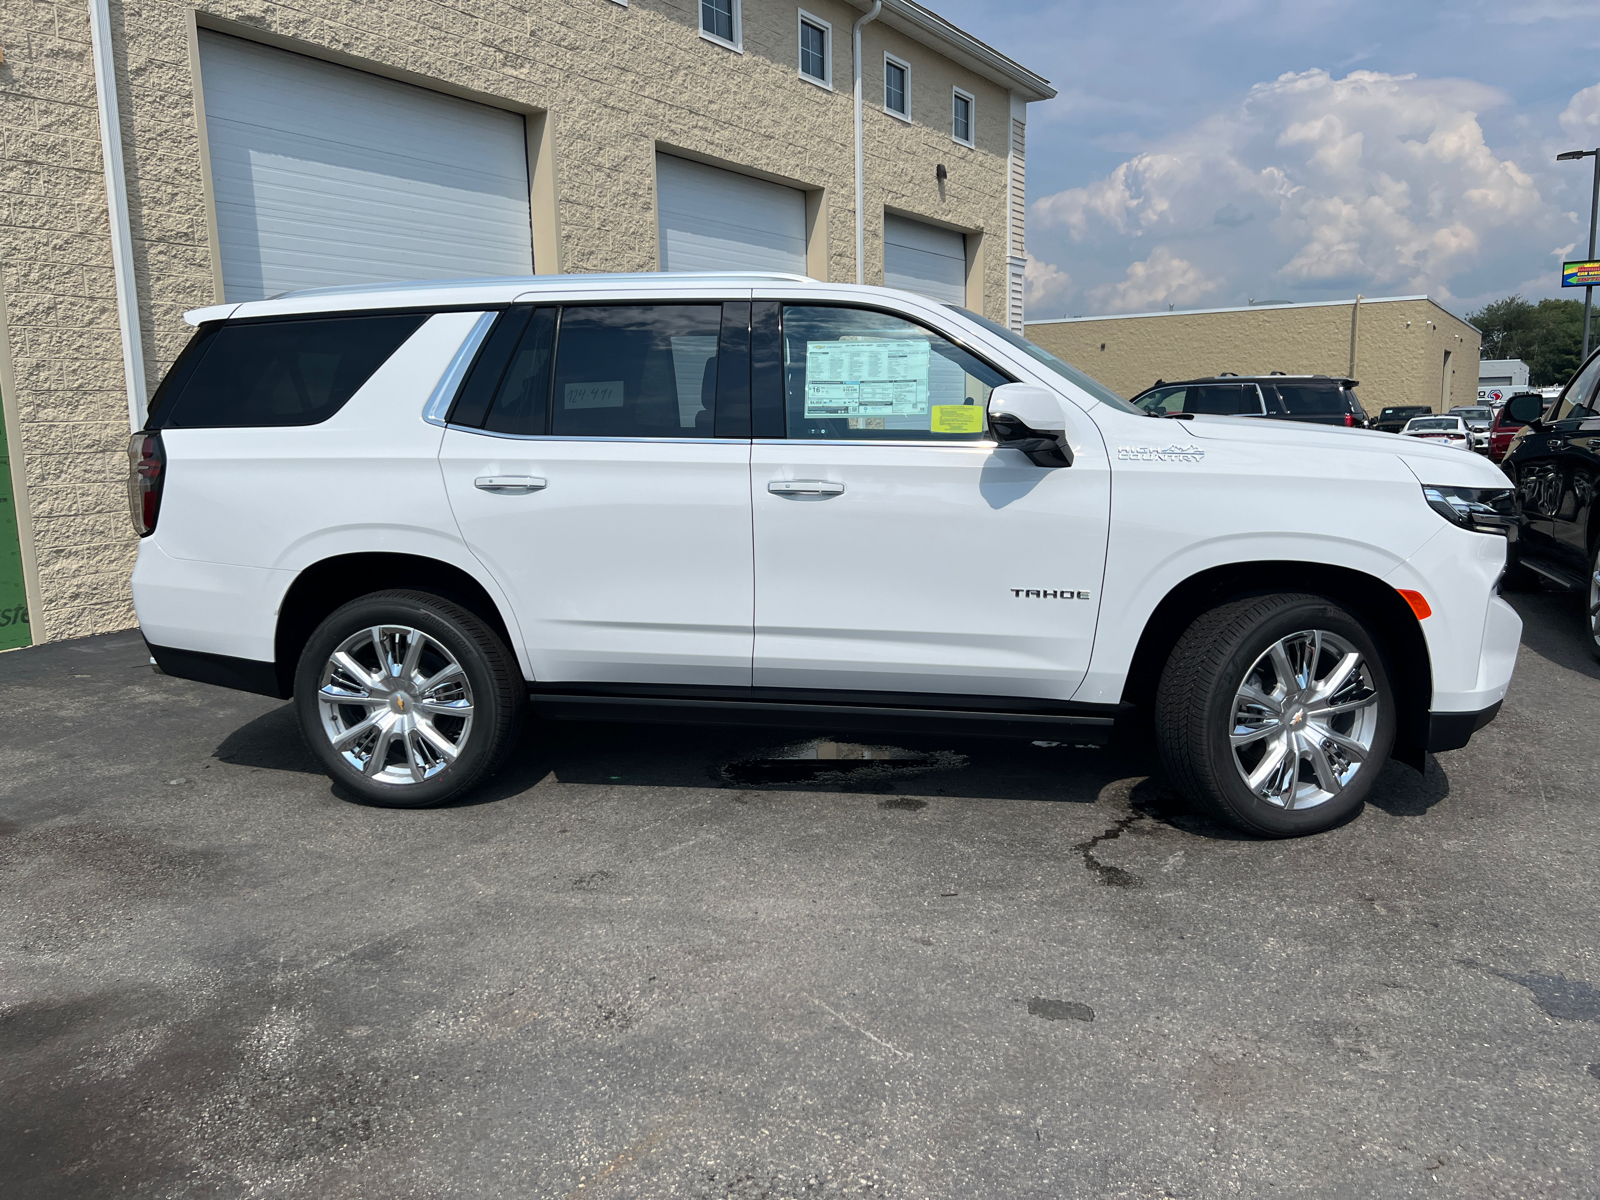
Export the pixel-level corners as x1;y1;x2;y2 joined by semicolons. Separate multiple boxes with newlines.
474;475;547;493
768;480;845;496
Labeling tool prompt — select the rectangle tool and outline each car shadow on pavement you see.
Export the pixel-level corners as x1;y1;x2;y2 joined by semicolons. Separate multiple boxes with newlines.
206;702;1437;838
1504;588;1600;682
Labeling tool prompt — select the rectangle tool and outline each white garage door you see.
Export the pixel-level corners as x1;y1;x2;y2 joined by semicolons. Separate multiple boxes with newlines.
199;33;533;302
884;214;967;304
657;154;807;275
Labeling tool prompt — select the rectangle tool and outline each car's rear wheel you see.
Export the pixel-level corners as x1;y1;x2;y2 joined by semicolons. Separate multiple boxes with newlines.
1155;593;1396;837
294;590;523;808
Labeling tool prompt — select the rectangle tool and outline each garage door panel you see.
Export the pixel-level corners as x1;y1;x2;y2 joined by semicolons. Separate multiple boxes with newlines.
200;32;532;301
657;154;807;275
884;214;967;304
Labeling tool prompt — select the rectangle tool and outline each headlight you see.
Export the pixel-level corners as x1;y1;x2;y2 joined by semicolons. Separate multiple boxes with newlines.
1422;485;1519;539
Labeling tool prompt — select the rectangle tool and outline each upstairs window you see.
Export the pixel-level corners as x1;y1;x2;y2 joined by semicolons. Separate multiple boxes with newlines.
799;13;830;87
952;88;973;146
884;55;909;118
700;0;739;48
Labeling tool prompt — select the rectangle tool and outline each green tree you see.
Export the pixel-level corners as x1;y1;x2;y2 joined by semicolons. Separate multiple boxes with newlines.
1468;295;1588;387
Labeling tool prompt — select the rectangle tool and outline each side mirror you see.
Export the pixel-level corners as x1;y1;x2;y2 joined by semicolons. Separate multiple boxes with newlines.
1504;393;1546;426
988;383;1074;468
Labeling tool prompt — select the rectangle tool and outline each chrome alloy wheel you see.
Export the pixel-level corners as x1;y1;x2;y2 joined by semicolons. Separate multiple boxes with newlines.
1228;629;1380;811
1589;546;1600;652
316;625;474;785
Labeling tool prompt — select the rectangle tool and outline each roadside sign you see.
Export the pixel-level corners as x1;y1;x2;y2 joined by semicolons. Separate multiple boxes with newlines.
1562;260;1600;287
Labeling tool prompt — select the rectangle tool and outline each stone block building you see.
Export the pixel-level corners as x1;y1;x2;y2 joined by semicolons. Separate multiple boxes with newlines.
0;0;1052;644
1026;296;1482;415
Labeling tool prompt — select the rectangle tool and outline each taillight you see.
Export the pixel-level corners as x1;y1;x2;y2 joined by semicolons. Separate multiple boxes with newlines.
1343;413;1357;427
127;431;165;536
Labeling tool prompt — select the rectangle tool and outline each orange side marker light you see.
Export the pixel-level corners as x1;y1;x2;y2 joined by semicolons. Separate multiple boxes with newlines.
1397;589;1432;620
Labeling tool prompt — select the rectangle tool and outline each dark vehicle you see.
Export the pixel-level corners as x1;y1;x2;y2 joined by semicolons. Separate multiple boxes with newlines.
1372;405;1434;433
1133;374;1369;427
1501;348;1600;659
1488;392;1540;463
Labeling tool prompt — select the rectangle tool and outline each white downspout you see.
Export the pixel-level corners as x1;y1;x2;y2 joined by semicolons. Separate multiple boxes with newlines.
88;0;148;432
852;1;883;285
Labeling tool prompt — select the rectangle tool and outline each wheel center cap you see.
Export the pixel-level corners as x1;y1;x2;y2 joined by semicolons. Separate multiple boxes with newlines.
1287;705;1308;728
389;692;413;715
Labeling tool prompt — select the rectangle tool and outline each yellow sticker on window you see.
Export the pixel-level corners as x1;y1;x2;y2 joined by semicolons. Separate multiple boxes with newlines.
931;404;985;433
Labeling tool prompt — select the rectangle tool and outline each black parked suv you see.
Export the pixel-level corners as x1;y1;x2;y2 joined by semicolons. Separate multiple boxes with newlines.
1372;405;1434;434
1132;374;1370;427
1501;345;1600;659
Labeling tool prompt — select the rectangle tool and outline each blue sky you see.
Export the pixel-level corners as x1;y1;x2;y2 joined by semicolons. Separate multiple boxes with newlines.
930;0;1600;319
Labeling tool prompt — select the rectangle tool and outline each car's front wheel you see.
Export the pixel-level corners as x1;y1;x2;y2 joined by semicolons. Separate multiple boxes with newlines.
1588;542;1600;664
294;590;523;808
1155;593;1396;837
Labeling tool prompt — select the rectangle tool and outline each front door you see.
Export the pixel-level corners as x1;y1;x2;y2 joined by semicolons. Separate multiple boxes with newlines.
749;302;1111;699
1515;351;1600;563
440;301;755;686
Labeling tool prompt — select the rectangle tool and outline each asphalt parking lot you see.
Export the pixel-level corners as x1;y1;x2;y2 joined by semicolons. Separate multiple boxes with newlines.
4;590;1599;1199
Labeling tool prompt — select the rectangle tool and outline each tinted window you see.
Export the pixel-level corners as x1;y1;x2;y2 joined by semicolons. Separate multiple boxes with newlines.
1552;350;1600;421
1187;384;1260;415
150;313;425;429
483;309;557;436
781;305;1008;441
448;307;535;429
1272;383;1345;416
552;305;722;438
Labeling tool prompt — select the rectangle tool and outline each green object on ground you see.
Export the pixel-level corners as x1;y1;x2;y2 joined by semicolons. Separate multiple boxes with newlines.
0;393;31;650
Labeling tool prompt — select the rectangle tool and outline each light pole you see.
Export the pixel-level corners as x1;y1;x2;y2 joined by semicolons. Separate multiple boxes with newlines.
1558;148;1600;359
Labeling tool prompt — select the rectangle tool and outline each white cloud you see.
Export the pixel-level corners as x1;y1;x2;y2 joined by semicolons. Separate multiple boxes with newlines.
1560;82;1600;143
1031;69;1565;313
1024;251;1072;310
1091;247;1216;313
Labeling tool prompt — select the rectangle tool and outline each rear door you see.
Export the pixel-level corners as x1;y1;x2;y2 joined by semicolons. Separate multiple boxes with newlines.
439;299;756;686
747;298;1111;699
1514;353;1600;558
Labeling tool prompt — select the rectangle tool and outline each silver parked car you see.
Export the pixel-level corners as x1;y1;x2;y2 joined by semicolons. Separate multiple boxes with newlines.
1448;406;1494;451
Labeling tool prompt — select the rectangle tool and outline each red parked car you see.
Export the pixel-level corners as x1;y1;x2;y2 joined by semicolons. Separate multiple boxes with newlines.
1489;392;1542;462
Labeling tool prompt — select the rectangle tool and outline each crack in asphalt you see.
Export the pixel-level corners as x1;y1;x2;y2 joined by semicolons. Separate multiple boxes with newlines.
1072;814;1147;887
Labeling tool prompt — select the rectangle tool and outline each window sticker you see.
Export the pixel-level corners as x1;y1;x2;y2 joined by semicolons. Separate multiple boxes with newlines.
564;381;624;409
930;404;984;433
804;339;930;418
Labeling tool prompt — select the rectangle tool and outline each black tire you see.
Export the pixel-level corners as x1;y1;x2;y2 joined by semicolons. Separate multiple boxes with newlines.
1588;541;1600;665
293;590;523;808
1155;593;1396;838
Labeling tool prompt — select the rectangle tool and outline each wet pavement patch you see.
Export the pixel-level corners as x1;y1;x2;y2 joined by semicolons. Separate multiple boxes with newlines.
1072;814;1146;887
722;739;966;788
1028;998;1094;1022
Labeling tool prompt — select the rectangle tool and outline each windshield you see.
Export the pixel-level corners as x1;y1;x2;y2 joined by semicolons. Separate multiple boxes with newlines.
948;307;1145;415
1453;408;1492;419
1409;418;1458;431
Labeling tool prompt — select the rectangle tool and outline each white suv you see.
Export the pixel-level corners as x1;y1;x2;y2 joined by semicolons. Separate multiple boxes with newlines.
130;273;1522;836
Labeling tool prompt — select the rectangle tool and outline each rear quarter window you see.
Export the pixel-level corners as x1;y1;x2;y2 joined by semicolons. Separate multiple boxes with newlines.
1271;383;1347;416
148;312;427;429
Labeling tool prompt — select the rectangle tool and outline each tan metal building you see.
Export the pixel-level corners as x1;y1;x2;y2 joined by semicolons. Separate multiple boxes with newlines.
1026;295;1481;416
0;0;1052;645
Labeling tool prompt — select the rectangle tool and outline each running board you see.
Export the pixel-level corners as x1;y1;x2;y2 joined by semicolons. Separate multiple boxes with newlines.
525;687;1122;743
1519;554;1587;592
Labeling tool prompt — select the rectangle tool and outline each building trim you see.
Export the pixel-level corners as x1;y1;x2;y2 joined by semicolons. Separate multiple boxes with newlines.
951;86;975;147
882;51;912;121
1027;295;1445;325
0;268;44;644
185;10;227;301
856;1;1055;102
89;0;148;431
798;9;833;90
